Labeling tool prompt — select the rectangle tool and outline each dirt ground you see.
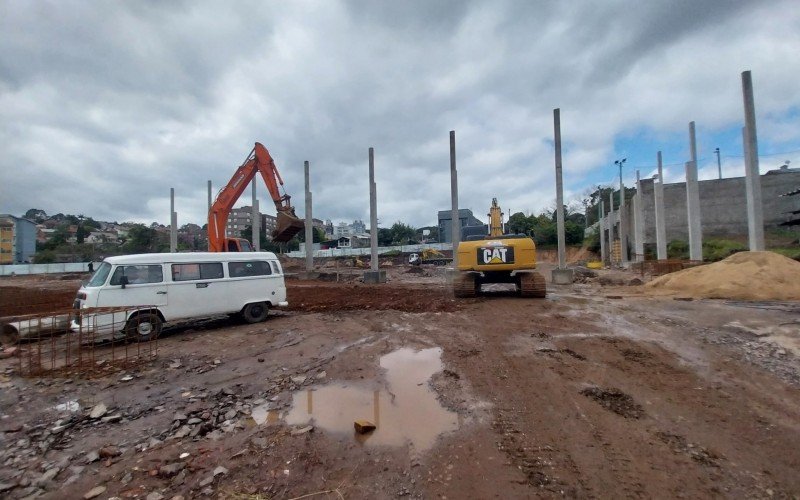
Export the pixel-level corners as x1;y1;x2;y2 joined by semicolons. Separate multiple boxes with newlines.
1;262;799;499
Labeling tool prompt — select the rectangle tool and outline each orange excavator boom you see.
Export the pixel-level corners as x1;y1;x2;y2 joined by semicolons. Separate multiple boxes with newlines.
208;142;305;252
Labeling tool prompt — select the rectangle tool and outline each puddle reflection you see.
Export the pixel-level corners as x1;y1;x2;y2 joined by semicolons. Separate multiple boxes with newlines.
284;347;459;450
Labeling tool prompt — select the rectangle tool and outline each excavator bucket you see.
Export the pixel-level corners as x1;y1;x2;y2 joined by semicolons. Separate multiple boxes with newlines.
272;211;305;242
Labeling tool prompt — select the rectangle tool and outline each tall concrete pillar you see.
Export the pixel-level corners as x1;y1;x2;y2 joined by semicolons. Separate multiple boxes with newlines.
608;191;616;265
369;148;378;270
304;161;313;271
742;70;765;251
207;180;212;215
599;200;607;264
170;188;177;253
552;109;572;283
633;170;644;261
553;109;566;270
251;180;260;251
449;131;459;266
363;147;384;283
618;170;628;263
685;160;702;261
654;151;667;260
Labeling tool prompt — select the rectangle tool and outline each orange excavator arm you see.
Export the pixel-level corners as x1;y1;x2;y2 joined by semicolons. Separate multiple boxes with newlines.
208;142;304;252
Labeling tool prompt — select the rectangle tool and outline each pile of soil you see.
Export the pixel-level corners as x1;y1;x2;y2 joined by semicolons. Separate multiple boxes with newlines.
645;251;800;301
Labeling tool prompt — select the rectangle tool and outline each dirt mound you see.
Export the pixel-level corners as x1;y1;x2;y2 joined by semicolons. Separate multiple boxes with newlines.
288;282;460;313
645;251;800;301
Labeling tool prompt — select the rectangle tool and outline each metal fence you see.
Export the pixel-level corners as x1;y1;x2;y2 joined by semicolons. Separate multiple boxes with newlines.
287;242;452;259
0;262;96;276
1;306;158;378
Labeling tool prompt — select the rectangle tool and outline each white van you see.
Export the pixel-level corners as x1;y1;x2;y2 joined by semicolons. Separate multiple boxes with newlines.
72;252;288;341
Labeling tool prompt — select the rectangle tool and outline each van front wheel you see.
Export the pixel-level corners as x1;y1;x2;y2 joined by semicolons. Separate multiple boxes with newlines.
124;312;162;342
242;302;269;324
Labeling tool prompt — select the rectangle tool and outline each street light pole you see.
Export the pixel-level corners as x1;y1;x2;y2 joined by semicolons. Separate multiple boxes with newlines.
614;158;627;207
714;147;722;179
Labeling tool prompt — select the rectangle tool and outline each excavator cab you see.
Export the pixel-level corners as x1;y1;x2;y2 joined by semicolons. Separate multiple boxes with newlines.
224;238;252;252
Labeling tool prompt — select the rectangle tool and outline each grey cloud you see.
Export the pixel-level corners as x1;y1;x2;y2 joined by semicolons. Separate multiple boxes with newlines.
1;0;798;229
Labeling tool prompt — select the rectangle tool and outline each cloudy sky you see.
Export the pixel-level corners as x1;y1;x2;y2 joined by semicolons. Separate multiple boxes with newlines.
2;0;799;229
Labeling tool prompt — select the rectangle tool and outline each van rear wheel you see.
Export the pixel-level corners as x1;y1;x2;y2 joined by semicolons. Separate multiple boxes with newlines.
242;302;269;323
124;312;162;342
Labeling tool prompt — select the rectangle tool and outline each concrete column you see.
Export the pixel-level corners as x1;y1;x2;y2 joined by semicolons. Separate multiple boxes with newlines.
364;147;384;283
685;160;703;261
207;181;212;215
251;180;260;251
633;170;644;261
608;191;616;265
618;171;628;263
742;70;765;251
169;188;177;253
689;121;698;166
552;109;572;284
654;151;667;260
304;161;313;272
599;201;607;264
553;109;566;270
449;130;459;267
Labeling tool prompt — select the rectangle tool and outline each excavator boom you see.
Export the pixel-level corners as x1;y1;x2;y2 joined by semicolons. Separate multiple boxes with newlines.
208;142;304;252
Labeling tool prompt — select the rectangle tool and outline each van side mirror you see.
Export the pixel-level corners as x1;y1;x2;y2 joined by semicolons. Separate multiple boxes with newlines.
120;276;129;289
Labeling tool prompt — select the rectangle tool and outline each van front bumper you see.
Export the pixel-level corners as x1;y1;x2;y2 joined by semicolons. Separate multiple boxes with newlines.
277;301;289;307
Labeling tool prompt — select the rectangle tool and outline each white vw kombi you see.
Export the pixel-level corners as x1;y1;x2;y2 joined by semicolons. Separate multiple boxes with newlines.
72;252;288;341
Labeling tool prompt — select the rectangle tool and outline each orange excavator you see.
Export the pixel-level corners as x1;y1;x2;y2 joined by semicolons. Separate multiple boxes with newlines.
208;142;305;252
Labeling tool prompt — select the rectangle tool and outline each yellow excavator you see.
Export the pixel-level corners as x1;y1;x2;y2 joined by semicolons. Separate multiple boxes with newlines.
453;198;546;298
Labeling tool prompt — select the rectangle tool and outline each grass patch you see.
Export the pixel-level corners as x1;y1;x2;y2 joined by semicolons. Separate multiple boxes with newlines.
702;239;748;262
769;247;800;261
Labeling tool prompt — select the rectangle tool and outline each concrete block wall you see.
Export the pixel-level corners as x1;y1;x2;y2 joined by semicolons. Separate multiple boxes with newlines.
638;169;800;245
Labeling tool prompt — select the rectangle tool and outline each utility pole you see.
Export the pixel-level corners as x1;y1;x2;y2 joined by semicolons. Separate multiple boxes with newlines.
714;147;722;180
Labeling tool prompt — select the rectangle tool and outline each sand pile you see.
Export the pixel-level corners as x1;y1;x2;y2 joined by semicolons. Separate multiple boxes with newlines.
645;251;800;301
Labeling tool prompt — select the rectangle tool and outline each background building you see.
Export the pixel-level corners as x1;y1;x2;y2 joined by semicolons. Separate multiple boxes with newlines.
437;209;484;243
226;206;260;236
0;215;37;264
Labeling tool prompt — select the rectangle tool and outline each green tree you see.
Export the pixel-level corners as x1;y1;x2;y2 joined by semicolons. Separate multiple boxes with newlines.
508;212;535;235
389;221;416;245
296;227;326;243
76;223;90;244
24;208;48;222
377;228;393;246
124;224;157;253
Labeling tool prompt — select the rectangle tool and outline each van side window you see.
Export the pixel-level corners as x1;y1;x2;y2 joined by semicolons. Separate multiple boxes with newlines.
172;263;224;281
109;265;164;285
229;261;272;278
269;261;281;274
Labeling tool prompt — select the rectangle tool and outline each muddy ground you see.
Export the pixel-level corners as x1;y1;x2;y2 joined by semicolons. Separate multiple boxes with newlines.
1;263;799;499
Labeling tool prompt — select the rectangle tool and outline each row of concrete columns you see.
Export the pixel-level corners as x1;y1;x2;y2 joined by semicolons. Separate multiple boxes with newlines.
175;70;765;273
598;70;765;265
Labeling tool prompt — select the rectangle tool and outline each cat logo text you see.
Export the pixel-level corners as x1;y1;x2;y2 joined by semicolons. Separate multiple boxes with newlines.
477;246;515;265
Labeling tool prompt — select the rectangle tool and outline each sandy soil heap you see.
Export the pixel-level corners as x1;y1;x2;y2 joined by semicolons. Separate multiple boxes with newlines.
645;251;800;301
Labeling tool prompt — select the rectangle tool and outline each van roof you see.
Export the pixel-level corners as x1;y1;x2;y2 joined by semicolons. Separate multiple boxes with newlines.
103;252;279;265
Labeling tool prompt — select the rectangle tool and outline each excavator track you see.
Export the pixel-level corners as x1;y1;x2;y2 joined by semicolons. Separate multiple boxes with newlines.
519;272;546;298
453;273;478;298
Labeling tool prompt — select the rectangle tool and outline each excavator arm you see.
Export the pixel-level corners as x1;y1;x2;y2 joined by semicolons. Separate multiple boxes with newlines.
208;142;304;252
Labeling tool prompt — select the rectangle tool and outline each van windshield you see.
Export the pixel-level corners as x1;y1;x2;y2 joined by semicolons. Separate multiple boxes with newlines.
87;262;112;287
